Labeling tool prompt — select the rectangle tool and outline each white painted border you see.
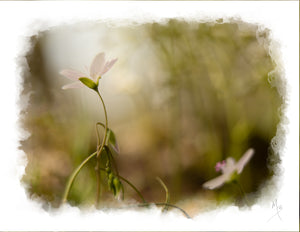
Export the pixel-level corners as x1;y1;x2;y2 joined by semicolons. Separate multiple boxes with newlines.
0;1;298;231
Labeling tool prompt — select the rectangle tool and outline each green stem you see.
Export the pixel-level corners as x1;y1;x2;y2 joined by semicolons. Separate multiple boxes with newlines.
95;122;105;146
117;175;147;204
95;90;109;206
61;151;97;204
95;123;101;207
156;177;170;212
61;89;109;206
95;160;101;207
95;90;108;159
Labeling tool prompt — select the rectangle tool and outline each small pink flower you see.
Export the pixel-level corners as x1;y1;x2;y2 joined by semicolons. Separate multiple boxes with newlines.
215;160;226;172
203;148;255;190
60;52;117;90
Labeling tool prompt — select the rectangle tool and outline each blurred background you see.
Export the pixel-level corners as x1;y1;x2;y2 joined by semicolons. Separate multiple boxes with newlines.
20;20;282;215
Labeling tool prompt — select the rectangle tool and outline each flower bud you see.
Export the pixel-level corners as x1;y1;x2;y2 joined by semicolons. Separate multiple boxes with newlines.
112;177;121;197
79;77;98;90
107;173;114;191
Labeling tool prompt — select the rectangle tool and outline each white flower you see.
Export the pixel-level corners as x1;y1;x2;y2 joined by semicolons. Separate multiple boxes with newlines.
60;52;117;90
203;148;254;190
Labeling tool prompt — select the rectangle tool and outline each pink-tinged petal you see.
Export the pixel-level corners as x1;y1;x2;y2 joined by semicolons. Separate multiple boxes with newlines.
60;69;87;81
203;174;229;190
62;81;84;90
90;53;105;81
236;148;254;174
101;58;118;75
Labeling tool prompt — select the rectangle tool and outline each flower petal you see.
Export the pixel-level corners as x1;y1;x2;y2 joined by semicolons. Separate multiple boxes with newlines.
60;69;87;81
62;81;84;90
236;148;254;174
90;52;105;81
101;58;118;75
203;174;229;190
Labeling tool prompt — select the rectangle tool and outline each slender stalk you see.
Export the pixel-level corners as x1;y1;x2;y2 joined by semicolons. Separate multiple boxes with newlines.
95;123;101;206
95;90;108;160
95;90;109;206
95;122;104;146
156;177;170;212
96;122;105;128
97;90;108;145
95;160;101;206
61;151;97;204
117;175;147;204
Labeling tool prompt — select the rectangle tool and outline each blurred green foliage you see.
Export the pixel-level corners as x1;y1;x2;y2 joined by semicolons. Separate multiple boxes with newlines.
21;20;282;211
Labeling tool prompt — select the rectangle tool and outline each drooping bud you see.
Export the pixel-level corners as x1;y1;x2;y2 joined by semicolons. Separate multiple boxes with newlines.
112;177;122;197
107;172;114;191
